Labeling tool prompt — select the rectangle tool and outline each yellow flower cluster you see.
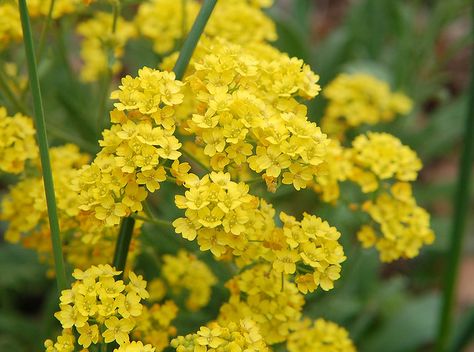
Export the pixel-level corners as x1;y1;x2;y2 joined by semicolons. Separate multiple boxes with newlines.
133;301;179;352
348;132;422;193
162;250;217;310
287;318;356;352
358;182;435;262
0;2;22;49
135;0;275;55
173;171;258;257
0;107;37;174
273;212;346;293
179;37;327;190
51;265;150;348
218;264;304;344
171;319;269;352
1;143;140;273
77;68;184;227
76;12;136;82
2;144;87;244
173;171;345;293
310;131;433;260
321;73;413;138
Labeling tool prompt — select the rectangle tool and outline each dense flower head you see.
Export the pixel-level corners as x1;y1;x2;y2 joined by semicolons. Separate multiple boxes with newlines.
167;37;327;191
76;68;184;227
77;12;137;82
173;171;260;257
136;0;275;55
218;264;304;344
287;318;356;352
348;132;422;193
171;319;269;351
1;143;141;273
358;182;435;262
272;212;346;293
0;107;37;174
321;73;413;138
52;265;149;348
162;250;217;310
2;144;88;247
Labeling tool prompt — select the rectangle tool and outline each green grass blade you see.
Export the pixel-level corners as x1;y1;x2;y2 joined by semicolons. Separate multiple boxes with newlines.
173;0;217;80
435;4;474;350
18;0;68;292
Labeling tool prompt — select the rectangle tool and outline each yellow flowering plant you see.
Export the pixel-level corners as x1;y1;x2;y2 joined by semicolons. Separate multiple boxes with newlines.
1;1;469;352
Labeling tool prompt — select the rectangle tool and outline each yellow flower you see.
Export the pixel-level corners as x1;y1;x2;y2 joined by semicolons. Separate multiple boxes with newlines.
103;316;135;345
77;323;99;348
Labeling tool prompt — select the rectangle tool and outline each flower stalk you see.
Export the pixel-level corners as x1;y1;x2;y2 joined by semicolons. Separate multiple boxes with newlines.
18;0;67;292
435;4;474;350
173;0;217;80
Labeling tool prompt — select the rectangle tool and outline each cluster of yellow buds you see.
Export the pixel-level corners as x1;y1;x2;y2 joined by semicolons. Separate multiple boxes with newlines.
50;265;152;349
274;212;346;293
321;73;413;138
171;319;269;352
0;107;37;174
358;182;435;262
348;132;422;192
287;318;356;352
76;12;136;82
76;68;184;227
218;264;304;344
162;250;217;310
173;171;260;257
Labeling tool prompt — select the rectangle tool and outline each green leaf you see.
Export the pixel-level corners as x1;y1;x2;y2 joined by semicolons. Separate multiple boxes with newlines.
361;293;440;352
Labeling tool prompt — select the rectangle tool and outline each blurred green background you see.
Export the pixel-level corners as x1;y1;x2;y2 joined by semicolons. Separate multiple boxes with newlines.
0;0;473;351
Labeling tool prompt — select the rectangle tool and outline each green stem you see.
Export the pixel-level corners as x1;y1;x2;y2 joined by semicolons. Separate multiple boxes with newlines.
112;217;136;280
133;214;174;229
18;0;67;293
435;5;474;351
37;0;56;60
172;0;217;80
